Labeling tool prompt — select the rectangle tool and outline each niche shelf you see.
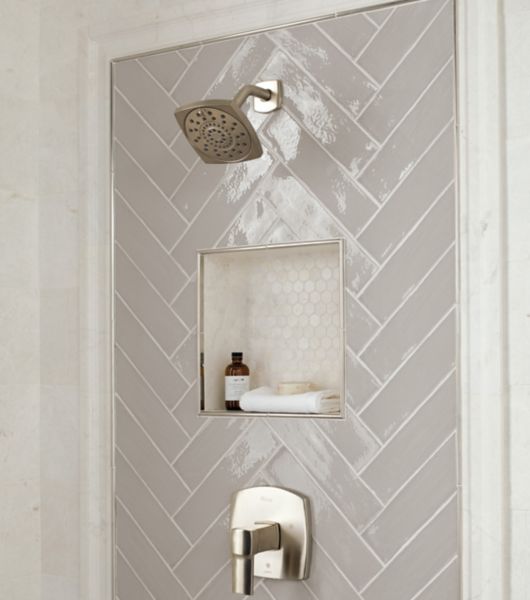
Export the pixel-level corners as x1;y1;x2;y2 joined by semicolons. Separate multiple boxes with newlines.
198;239;345;418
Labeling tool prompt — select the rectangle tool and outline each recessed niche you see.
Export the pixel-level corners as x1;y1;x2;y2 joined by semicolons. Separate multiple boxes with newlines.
198;240;345;418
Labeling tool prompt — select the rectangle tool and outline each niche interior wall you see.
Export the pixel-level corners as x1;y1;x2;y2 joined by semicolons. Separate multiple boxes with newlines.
112;0;459;598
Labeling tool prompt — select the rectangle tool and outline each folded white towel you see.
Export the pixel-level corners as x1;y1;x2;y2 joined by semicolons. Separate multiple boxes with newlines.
240;386;340;414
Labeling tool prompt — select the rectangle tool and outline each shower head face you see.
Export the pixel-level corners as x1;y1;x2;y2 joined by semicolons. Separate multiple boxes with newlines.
175;100;262;164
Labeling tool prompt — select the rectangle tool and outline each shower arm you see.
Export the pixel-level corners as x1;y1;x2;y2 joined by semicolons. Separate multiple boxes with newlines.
233;84;272;107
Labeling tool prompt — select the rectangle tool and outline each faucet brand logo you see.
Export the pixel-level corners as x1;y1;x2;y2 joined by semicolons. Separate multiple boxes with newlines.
260;496;273;502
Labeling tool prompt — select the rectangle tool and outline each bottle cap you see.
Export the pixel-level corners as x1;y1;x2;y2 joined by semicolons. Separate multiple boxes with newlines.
232;352;243;359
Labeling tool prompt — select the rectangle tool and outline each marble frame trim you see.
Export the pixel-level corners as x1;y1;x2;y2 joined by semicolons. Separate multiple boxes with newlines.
78;1;510;599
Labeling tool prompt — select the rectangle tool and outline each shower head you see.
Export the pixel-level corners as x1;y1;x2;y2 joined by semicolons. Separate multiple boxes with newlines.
174;80;282;164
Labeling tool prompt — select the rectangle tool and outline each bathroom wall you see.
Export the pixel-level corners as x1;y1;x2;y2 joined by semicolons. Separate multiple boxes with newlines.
112;1;459;598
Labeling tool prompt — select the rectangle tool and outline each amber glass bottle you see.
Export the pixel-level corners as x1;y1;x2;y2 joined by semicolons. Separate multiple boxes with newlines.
224;352;249;410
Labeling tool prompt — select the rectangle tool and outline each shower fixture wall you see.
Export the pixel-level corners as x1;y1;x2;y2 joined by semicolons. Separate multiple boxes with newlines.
174;80;283;163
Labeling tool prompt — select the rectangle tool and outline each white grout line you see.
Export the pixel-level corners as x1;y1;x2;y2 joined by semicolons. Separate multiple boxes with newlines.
115;238;191;333
356;308;456;418
114;345;191;442
357;371;457;478
135;57;181;102
279;102;381;222
169;326;196;361
190;559;230;599
170;418;256;518
258;139;381;278
116;394;193;494
116;497;194;599
262;420;385;567
114;87;190;172
116;291;193;387
345;286;381;328
168;271;195;308
311;416;385;503
116;547;158;600
356;240;456;358
355;55;454;182
313;22;380;89
171;444;283;575
409;555;458;600
113;140;190;228
359;492;458;593
358;431;457;535
264;37;382;154
353;122;454;241
169;45;204;96
355;176;454;298
115;446;193;547
353;7;395;64
356;0;451;122
311;535;363;597
113;139;190;229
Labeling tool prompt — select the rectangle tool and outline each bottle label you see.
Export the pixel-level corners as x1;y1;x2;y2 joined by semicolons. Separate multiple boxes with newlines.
225;376;250;401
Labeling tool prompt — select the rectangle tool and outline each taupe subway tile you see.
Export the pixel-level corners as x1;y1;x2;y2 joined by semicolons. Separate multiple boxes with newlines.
174;418;250;489
115;246;188;356
262;165;377;292
357;0;447;83
116;551;153;600
259;50;377;177
218;195;278;247
114;93;186;196
115;348;188;461
271;419;382;529
172;149;276;274
113;144;186;249
359;62;454;201
365;6;394;27
362;436;457;561
172;382;203;438
414;558;459;600
170;132;198;169
361;247;455;381
317;407;380;472
318;13;376;59
362;497;458;600
116;503;189;600
262;112;376;236
269;24;377;116
358;128;454;262
171;275;197;329
194;563;231;600
177;46;200;64
345;350;381;412
171;330;197;384
114;59;179;144
170;159;228;222
114;195;187;302
174;421;280;541
115;298;188;408
359;2;453;142
263;447;381;590
172;38;242;106
359;187;455;322
264;579;314;600
174;510;231;595
346;291;380;353
360;372;457;502
205;35;275;100
139;51;187;92
115;399;188;514
116;451;189;565
307;543;363;600
360;312;456;442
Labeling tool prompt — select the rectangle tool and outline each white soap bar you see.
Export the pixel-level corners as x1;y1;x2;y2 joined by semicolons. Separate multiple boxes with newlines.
277;381;311;395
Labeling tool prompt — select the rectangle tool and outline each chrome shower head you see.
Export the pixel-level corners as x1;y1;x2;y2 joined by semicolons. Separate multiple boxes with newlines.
174;80;282;164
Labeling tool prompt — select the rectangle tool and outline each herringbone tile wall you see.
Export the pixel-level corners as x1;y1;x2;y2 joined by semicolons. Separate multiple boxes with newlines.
112;0;459;598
